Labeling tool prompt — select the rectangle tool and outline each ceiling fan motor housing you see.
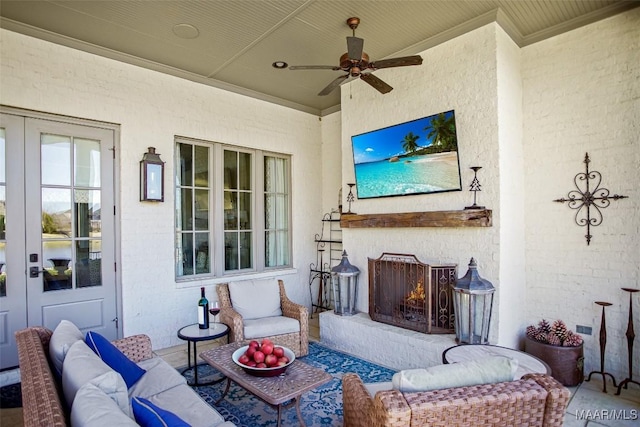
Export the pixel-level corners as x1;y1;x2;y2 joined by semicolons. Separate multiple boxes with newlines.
339;52;369;70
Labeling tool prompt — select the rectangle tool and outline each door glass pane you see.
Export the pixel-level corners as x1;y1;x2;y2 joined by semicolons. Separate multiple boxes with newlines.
41;134;71;186
43;241;72;291
0;242;5;297
75;240;101;288
74;189;100;238
74;138;101;187
42;188;72;238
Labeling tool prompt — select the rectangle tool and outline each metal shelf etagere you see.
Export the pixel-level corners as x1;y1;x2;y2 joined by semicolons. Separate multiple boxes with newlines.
309;210;342;316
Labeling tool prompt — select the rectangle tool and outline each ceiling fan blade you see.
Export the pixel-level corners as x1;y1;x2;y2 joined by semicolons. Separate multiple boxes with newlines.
360;73;393;94
289;65;341;71
318;74;349;96
369;55;423;69
347;36;364;61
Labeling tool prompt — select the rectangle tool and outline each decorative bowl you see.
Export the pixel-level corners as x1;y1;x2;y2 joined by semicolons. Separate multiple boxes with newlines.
231;345;295;377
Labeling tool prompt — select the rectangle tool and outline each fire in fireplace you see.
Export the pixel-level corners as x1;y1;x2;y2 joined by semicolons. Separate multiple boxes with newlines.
368;253;456;334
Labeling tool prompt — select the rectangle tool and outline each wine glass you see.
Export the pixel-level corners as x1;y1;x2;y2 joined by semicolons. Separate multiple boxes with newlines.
209;301;220;325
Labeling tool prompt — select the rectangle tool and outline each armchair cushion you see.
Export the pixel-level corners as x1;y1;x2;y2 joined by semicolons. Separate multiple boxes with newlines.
243;316;300;340
228;278;282;320
392;355;518;393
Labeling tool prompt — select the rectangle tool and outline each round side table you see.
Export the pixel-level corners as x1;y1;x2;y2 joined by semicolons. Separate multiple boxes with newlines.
443;344;551;379
177;322;229;386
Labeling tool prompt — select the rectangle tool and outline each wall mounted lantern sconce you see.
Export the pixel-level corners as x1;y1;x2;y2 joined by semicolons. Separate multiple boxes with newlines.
553;153;628;245
464;166;485;210
140;147;165;202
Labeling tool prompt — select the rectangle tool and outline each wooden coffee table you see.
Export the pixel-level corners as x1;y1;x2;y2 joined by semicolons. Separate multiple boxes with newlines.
200;342;331;427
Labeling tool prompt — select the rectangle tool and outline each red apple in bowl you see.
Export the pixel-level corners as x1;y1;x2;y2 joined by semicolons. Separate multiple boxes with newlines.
273;346;285;358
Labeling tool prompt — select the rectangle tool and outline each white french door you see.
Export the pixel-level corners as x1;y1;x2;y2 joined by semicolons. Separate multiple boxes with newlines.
0;111;119;370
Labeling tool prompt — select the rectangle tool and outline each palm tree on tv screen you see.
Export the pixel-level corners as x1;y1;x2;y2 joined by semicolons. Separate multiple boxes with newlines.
401;132;420;155
424;113;457;151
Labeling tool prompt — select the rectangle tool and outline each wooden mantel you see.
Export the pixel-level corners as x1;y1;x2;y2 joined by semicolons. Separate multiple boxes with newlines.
340;209;492;228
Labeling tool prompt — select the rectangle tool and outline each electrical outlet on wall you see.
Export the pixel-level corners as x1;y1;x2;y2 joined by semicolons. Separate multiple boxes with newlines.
576;325;592;335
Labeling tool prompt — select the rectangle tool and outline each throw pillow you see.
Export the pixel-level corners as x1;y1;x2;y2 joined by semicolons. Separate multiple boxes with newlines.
228;278;282;320
85;331;146;388
132;397;190;427
49;320;84;376
392;355;518;392
71;383;137;427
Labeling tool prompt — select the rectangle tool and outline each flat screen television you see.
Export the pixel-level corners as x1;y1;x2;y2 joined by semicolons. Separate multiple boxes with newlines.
350;110;462;199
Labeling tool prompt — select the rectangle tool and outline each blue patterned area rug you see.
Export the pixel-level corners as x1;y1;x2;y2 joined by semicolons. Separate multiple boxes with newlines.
183;342;395;427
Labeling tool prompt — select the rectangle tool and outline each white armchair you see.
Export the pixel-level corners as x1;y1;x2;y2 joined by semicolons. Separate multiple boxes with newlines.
216;278;309;356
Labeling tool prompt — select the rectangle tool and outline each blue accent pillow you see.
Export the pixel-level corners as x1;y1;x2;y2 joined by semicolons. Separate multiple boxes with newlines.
132;397;190;427
85;331;146;388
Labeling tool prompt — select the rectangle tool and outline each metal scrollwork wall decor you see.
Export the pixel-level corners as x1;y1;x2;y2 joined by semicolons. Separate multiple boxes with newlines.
553;153;628;245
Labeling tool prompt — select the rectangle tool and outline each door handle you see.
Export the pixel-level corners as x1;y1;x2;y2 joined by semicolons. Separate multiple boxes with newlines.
29;266;47;278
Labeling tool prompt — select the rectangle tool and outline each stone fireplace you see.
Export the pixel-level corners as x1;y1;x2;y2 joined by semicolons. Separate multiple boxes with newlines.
368;253;456;334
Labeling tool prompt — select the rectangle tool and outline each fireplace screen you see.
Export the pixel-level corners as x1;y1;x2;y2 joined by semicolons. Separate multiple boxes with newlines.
368;253;456;334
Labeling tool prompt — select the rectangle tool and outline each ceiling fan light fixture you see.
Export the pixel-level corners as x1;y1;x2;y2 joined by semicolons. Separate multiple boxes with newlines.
272;61;288;69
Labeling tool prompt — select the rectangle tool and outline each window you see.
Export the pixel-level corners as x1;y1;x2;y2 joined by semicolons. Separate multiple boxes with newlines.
175;138;291;279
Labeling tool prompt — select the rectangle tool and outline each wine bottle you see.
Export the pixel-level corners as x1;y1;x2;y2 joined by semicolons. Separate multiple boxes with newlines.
198;287;209;329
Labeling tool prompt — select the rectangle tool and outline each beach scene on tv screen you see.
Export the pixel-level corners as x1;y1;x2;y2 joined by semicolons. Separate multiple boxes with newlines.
351;110;462;199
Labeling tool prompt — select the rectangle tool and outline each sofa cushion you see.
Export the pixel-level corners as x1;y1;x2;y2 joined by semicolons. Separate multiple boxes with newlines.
392;356;518;393
228;278;282;320
70;383;137;427
49;320;84;376
62;340;129;416
132;396;190;427
144;383;229;427
127;356;186;399
243;316;300;339
86;331;146;388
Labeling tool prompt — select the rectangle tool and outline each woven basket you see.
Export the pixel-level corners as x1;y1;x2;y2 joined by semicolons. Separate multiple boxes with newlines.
524;336;584;386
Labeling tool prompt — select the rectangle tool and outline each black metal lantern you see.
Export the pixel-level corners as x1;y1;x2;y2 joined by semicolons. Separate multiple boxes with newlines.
140;147;164;202
331;251;360;316
452;258;495;344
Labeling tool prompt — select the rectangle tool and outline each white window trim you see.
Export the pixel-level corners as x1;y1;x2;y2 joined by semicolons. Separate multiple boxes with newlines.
175;137;292;283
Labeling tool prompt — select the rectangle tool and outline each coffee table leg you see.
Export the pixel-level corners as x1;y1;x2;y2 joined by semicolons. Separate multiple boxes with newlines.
215;378;231;405
294;397;306;427
276;404;282;427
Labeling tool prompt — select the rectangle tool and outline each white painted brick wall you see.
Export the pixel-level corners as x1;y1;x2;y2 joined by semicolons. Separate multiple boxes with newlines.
1;29;323;349
339;24;504;343
522;8;640;381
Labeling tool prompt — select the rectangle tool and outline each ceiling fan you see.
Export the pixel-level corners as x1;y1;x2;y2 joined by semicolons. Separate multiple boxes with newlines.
289;17;423;96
